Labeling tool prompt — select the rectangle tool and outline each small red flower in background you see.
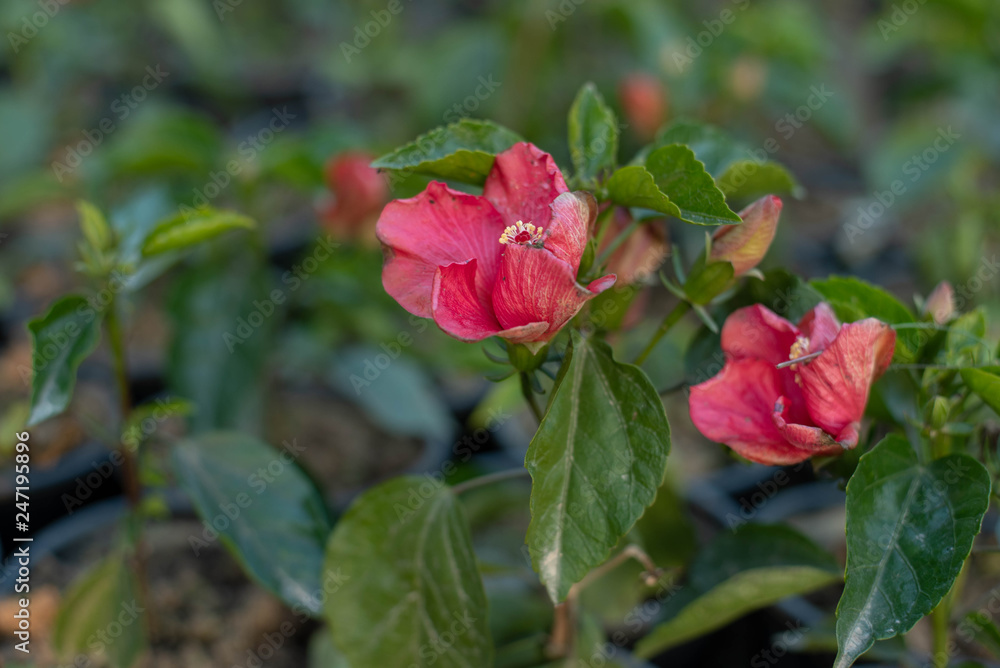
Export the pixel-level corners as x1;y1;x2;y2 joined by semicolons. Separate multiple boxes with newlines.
319;152;388;241
925;280;955;325
377;142;616;349
618;73;668;142
599;206;668;285
689;303;896;465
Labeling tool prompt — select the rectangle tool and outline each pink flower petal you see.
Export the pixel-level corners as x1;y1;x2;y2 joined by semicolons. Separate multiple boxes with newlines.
797;318;896;436
544;191;596;273
483;143;568;230
689;359;815;465
772;396;851;455
431;259;502;340
377;181;504;317
720;304;800;365
798;302;840;354
431;260;549;343
491;244;614;341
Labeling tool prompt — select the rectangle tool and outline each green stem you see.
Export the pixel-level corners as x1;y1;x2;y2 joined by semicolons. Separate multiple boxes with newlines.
520;372;543;424
634;300;692;366
451;468;530;496
106;298;155;637
591;205;617;252
930;560;966;668
930;601;950;668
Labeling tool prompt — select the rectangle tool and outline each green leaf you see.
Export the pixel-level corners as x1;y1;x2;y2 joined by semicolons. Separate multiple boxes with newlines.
944;309;992;366
525;331;671;602
331;347;456;443
635;524;840;658
121;397;194;447
52;552;146;668
167;253;272;434
325;476;493;668
961;368;1000;414
568;82;619;184
961;611;1000;658
172;431;333;615
810;276;918;361
371;119;523;185
26;295;103;426
834;435;991;668
606;166;678;216
608;149;741;226
77;200;113;251
645;145;740;225
308;629;352;668
684;260;735;305
716;160;801;202
632;120;737;170
635;120;801;199
633;479;697;568
141;207;255;256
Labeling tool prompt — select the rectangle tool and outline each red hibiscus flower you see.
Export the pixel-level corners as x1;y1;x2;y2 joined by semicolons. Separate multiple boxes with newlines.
688;303;896;465
320;151;389;241
376;142;616;349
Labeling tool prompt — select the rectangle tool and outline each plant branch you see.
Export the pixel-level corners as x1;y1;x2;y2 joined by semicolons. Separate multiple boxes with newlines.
106;297;155;638
451;468;530;495
546;545;662;660
520;372;543;424
634;300;691;366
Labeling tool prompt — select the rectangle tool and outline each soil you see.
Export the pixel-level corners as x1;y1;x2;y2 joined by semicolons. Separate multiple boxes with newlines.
1;520;313;668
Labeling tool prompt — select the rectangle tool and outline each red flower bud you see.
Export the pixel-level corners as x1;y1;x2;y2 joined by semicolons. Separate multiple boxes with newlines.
924;281;955;325
319;152;388;241
709;195;781;276
618;73;668;142
599;207;668;285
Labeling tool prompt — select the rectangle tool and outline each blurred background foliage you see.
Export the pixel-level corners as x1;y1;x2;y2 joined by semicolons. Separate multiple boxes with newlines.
0;0;998;488
0;1;998;665
1;0;998;312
